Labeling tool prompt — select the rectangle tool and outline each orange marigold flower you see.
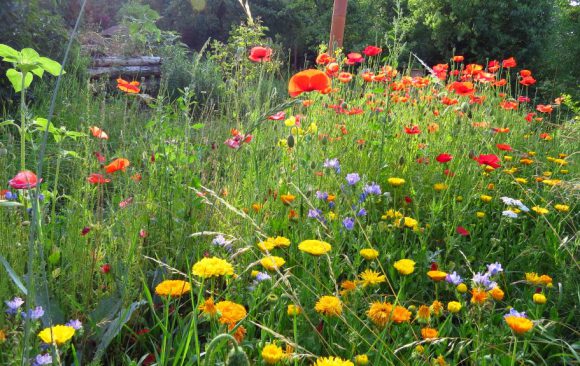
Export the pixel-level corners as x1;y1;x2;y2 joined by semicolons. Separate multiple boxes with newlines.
471;288;488;304
421;327;438;339
288;69;332;97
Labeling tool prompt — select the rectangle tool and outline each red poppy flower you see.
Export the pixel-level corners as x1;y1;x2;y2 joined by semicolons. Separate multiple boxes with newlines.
9;170;41;189
361;71;374;82
248;46;272;62
536;104;553;113
404;125;421;135
469;95;485;104
268;111;286;120
432;64;448;80
520;76;536;86
81;226;91;236
100;263;111;274
363;45;382;57
316;53;335;65
492;127;510;133
87;173;111;184
288;69;332;97
502;57;517;68
346;52;364;64
89;126;108;140
520;70;532;77
518;96;530;103
456;226;470;236
104;158;130;174
525;112;536;122
464;64;483;76
474;154;501;169
436;153;453;163
404;196;412;204
448;81;475;95
116;78;140;93
500;101;518;110
496;144;512;151
488;60;500;72
94;151;106;163
441;96;458;106
452;55;464;62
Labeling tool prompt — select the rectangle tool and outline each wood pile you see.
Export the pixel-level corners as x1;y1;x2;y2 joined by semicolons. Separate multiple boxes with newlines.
88;56;161;79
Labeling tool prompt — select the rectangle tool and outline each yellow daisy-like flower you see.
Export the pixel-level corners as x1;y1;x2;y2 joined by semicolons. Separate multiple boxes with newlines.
198;297;218;317
382;209;403;220
315;296;342;317
287;304;302;316
280;194;296;205
489;287;505;301
262;343;284;365
533;293;547;304
191;257;234;278
553;158;567;165
397;216;418;230
260;256;286;271
515;177;528;184
542;179;561;187
360;248;379;260
430;300;444;316
340;280;357;296
416;305;430;322
520;158;534;165
427;270;447;282
154;280;191;298
532;206;549;215
298;240;332;256
393;259;415;275
257;238;277;252
504;316;534;334
273;236;291;247
367;301;393;327
215;300;246;325
480;195;493;203
390;305;412;324
553;204;569;212
433;183;448;192
0;329;5;343
471;288;488;304
387;177;406;187
312;356;354;366
476;211;486;218
421;327;438;340
357;269;386;287
354;354;368;365
38;325;75;346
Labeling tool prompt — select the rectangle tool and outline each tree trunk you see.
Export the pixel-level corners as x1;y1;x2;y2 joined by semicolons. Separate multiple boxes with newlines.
329;0;348;53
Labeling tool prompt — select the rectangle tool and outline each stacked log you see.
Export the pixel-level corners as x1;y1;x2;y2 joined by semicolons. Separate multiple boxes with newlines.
88;56;161;79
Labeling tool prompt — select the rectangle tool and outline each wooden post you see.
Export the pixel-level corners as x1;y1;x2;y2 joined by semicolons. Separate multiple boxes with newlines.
329;0;348;54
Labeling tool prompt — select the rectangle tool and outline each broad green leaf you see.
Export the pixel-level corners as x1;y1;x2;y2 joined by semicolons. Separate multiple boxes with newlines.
38;57;64;76
63;131;87;140
20;48;39;63
31;67;44;78
0;44;19;61
0;254;28;295
0;200;23;207
6;68;33;92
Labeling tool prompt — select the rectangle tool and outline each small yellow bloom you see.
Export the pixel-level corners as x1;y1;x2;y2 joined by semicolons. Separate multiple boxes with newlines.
154;280;191;298
38;325;75;346
360;248;379;260
504;155;513;161
427;270;447;282
307;122;318;134
262;343;284;365
287;304;302;316
433;183;448;192
528;151;536;156
489;287;505;301
328;211;338;221
554;204;570;213
520;158;534;165
358;269;386;287
298;239;332;256
533;293;547;304
0;329;6;343
505;316;534;334
560;169;569;174
191;257;234;278
457;283;468;293
543;171;553;177
532;206;549;215
260;256;286;271
401;217;418;229
476;211;486;219
447;301;462;313
393;259;416;275
354;354;369;365
315;295;343;317
415;345;425;354
387;177;406;187
542;179;561;187
421;327;438;340
456;196;463;202
515;177;528;184
480;195;493;203
430;300;444;316
553;158;568;166
284;116;296;127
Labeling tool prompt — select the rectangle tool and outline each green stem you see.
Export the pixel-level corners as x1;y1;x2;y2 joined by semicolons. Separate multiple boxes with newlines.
510;336;518;366
20;70;27;171
204;333;239;366
293;314;298;366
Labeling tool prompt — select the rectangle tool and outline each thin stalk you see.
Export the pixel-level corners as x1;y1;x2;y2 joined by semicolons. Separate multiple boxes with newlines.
20;71;27;171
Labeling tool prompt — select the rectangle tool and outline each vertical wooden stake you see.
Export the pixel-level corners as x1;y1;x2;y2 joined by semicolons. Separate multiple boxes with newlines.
329;0;348;54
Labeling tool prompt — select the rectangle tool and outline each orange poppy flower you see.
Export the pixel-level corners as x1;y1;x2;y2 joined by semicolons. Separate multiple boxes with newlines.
104;158;130;174
325;62;339;76
500;101;518;110
288;69;332;98
452;55;464;62
116;78;140;93
448;81;475;95
338;72;353;83
316;53;335;65
536;104;553;113
89;126;108;140
488;60;500;72
502;57;517;68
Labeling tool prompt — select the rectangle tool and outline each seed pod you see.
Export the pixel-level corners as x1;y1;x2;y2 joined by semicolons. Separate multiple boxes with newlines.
287;134;295;148
226;346;250;366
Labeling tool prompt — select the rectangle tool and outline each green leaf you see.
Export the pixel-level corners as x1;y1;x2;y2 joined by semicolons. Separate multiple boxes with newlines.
20;48;40;63
0;44;19;62
38;57;64;76
6;68;33;92
31;67;44;78
191;123;205;130
0;200;23;207
0;120;16;128
63;131;87;140
0;254;28;295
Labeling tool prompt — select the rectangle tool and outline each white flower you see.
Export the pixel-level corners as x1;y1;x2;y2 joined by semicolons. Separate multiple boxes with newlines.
502;210;518;218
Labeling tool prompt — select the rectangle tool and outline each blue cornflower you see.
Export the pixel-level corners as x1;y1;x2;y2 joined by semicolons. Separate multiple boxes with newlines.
345;173;360;186
342;217;355;230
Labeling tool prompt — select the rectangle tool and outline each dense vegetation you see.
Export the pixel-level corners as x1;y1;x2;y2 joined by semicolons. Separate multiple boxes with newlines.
0;1;578;365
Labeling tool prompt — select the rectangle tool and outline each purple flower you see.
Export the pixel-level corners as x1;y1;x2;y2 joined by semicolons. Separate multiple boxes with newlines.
32;354;52;366
363;182;381;195
308;209;322;219
21;306;44;320
359;192;368;203
5;191;17;200
342;217;355;230
316;191;329;201
328;201;335;209
472;272;492;288
486;281;498;290
445;271;463;285
486;262;503;276
504;308;527;319
66;319;83;330
255;272;271;282
323;158;341;173
357;208;367;217
5;297;24;314
345;173;360;186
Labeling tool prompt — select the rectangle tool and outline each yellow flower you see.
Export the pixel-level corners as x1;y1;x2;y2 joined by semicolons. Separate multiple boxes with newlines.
421;327;438;340
430;300;444;316
260;256;286;271
447;301;462;313
515;177;528;184
287;304;302;316
542;179;561;187
382;209;403;220
262;343;284;365
471;288;488;304
520;158;534;165
560;169;569;174
357;269;386;287
553;158;567;166
192;257;234;278
307;122;318;134
456;283;468;293
284;116;296;127
505;316;534;334
427;270;447;282
312;356;354;366
387;177;406;187
360;248;379;260
390;306;412;324
476;211;486;218
258;238;277;252
456;196;463;202
433;183;448;192
543;171;553;177
354;354;369;365
38;325;75;346
154;280;191;298
533;293;547;304
198;297;218;317
401;217;418;230
280;194;296;205
504;155;513;161
328;211;337;221
532;206;549;215
0;330;6;343
480;195;492;203
504;168;518;175
340;280;357;296
298;239;332;256
489;287;505;301
416;305;431;322
277;139;288;148
252;203;263;212
315;296;343;317
367;301;393;327
393;259;416;275
273;236;291;247
528;151;537;156
215;300;246;325
554;204;570;213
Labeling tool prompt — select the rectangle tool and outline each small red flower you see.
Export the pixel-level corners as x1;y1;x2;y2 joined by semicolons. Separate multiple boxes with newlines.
248;46;272;62
94;151;106;163
87;173;111;184
474;154;501;169
100;263;111;274
456;226;470;237
9;170;41;189
404;196;412;204
268;111;286;120
436;153;453;163
496;144;512;151
81;226;91;236
502;57;517;68
363;45;382;57
452;55;464;62
404;125;421;135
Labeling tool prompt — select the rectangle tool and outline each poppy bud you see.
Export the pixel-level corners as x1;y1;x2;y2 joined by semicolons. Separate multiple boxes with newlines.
287;135;295;148
100;264;111;274
226;346;250;366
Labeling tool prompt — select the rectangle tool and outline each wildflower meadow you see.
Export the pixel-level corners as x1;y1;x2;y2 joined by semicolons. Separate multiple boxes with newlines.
0;1;578;365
